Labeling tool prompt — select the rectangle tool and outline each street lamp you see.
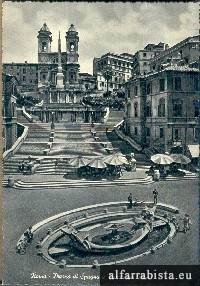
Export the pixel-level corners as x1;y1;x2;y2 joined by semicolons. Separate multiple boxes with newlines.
103;66;113;97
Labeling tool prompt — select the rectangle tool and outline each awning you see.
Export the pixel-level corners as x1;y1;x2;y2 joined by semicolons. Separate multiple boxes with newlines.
187;145;199;158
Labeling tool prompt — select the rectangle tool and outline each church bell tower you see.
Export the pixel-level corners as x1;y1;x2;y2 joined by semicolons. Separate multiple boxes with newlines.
65;24;80;87
37;23;52;63
37;23;52;86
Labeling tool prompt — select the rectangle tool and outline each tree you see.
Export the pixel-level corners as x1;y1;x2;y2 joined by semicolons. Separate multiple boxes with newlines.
103;66;113;97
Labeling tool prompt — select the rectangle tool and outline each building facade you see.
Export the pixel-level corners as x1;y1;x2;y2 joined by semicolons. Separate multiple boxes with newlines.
37;23;80;90
2;73;18;151
125;64;199;152
93;53;133;92
78;73;97;92
3;23;81;94
132;42;168;76
3;62;38;92
150;36;199;72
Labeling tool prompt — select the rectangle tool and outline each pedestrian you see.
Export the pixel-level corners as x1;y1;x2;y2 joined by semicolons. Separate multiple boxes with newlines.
153;189;158;204
133;197;138;206
18;162;22;172
21;160;25;172
128;193;133;208
55;158;59;168
171;216;179;231
182;214;191;233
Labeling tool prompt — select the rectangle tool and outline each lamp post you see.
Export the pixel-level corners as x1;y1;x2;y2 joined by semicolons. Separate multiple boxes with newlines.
103;66;113;97
51;111;55;130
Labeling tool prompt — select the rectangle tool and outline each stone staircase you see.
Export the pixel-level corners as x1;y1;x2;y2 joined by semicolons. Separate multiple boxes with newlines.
35;158;75;176
17;109;31;124
164;170;198;181
96;109;125;132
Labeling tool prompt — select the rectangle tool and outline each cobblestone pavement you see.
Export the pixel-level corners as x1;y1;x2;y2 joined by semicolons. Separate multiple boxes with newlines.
2;179;199;285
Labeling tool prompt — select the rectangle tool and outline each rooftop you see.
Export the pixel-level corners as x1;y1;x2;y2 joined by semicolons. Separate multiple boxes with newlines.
68;24;76;32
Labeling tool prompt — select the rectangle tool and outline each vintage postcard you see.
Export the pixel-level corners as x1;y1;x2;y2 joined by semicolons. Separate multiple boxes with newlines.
2;1;199;285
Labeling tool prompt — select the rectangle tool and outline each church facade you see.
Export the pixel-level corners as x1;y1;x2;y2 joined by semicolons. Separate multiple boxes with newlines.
37;23;80;91
3;23;83;101
3;23;106;124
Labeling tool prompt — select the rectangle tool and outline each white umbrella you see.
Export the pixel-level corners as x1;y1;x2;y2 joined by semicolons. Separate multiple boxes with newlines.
69;157;90;168
151;154;174;165
170;154;191;164
88;158;107;169
103;154;128;166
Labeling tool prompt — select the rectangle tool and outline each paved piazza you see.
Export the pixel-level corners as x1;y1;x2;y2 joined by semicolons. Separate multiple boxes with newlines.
2;179;199;285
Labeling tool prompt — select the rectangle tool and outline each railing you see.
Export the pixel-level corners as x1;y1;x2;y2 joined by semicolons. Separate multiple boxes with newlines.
22;106;33;123
3;123;29;162
114;128;142;152
168;117;198;123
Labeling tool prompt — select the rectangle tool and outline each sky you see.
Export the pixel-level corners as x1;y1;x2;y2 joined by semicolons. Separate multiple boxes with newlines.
2;1;199;74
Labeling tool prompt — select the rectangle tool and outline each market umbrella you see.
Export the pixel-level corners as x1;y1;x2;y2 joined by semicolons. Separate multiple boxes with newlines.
151;154;174;165
170;154;191;164
103;154;128;166
88;158;107;169
69;156;90;168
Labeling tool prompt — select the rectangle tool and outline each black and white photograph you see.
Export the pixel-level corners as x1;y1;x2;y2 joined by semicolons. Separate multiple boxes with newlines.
2;1;199;285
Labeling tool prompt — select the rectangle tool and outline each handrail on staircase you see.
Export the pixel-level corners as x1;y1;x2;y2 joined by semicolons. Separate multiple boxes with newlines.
22;106;33;123
3;123;29;162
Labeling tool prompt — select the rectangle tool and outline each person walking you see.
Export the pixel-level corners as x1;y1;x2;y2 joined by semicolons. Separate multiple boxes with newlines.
55;158;59;169
182;214;191;233
21;160;25;172
153;189;158;204
128;193;133;208
171;216;179;231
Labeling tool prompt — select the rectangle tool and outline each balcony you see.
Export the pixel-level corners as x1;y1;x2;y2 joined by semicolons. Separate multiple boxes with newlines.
168;117;198;124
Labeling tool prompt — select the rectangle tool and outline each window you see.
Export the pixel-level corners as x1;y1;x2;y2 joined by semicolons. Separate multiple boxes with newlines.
134;102;138;117
134;86;138;97
193;100;199;117
146;101;152;117
127;103;131;117
135;127;138;135
143;62;147;66
70;43;75;52
23;76;26;81
42;74;46;79
143;53;147;57
127;89;131;98
23;68;26;74
174;129;180;140
146;128;150;137
194;128;199;141
194;77;199;91
110;83;113;88
146;82;152;95
102;82;104;87
159;79;165;91
174;77;181;90
160;128;164;139
127;63;129;68
158;98;165;117
42;42;47;52
173;99;182;117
